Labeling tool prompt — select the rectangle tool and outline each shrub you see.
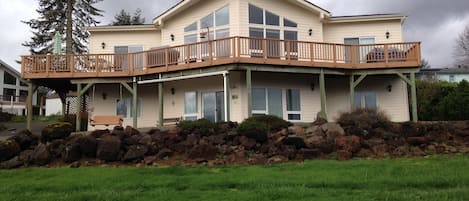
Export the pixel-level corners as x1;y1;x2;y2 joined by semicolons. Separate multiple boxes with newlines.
337;109;393;137
238;115;292;142
178;119;216;136
0;112;14;122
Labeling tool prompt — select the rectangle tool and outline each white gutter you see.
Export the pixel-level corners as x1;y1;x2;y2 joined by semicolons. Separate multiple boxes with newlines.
138;71;228;84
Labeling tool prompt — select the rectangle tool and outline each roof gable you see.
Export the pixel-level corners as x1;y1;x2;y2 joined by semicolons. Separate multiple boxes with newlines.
0;59;21;78
152;0;330;25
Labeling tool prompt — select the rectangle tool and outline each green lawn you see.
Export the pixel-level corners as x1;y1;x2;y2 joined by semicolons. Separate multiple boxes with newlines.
1;155;468;201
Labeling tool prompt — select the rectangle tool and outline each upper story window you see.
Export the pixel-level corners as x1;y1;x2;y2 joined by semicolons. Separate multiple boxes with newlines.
3;71;17;85
249;4;263;24
248;4;298;40
284;18;297;28
215;5;229;26
184;4;230;44
184;22;197;32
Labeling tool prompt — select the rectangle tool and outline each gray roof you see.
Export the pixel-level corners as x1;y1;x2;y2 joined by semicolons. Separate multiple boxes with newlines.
0;59;21;78
420;66;469;74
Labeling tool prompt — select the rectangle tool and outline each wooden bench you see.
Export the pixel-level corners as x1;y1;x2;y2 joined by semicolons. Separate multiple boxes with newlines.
90;115;123;127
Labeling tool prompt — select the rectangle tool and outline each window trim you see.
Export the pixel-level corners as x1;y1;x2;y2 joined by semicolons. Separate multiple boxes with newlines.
286;88;301;121
184;91;198;120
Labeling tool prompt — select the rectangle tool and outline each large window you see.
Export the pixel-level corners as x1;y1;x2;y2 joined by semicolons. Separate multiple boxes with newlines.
354;92;377;110
3;88;16;97
252;88;283;118
116;97;142;118
249;4;263;24
3;71;17;85
286;89;301;121
265;11;279;26
184;92;198;120
184;4;230;44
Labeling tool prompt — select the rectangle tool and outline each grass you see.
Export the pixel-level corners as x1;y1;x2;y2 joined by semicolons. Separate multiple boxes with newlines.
0;155;468;201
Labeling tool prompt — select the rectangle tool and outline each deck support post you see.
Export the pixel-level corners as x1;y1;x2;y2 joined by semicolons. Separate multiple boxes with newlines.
158;82;164;127
120;79;138;128
395;72;418;122
319;68;327;119
410;73;418;122
223;72;230;122
26;81;34;131
75;83;82;132
349;74;367;110
246;69;252;118
132;78;138;128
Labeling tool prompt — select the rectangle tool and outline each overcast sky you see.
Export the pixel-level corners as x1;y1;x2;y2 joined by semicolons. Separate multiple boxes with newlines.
1;0;468;72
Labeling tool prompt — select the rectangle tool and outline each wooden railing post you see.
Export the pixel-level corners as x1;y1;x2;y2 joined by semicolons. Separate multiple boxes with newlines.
351;45;357;67
46;54;51;74
237;37;241;61
165;48;169;71
310;43;315;66
186;45;190;65
21;56;25;78
286;41;291;63
69;55;75;76
333;44;337;66
417;43;422;64
208;40;213;65
384;44;389;66
262;39;267;62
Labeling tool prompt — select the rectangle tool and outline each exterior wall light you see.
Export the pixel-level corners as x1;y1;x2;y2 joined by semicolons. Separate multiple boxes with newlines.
170;34;175;41
387;85;392;92
171;88;175;95
309;28;313;36
101;42;106;49
310;83;315;91
386;31;390;39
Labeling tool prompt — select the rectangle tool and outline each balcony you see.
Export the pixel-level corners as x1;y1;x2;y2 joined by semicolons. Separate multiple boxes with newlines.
21;36;421;79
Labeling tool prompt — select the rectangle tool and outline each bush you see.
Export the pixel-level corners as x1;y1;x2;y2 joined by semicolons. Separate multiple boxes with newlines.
0;112;14;122
178;119;216;136
238;115;292;142
337;109;393;137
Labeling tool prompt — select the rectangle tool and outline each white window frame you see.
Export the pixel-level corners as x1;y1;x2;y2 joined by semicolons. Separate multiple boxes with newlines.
252;88;268;115
355;91;378;110
116;97;142;118
286;88;301;121
184;91;198;120
184;4;231;44
248;3;298;40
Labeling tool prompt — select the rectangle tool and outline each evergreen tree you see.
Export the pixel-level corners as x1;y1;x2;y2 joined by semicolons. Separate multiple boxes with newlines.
111;9;145;26
23;0;104;54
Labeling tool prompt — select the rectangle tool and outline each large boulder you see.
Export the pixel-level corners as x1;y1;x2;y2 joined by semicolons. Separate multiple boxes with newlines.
32;143;51;165
288;126;305;136
62;141;81;163
77;135;98;157
123;145;148;161
0;139;21;162
124;126;140;136
282;135;306;149
96;136;121;161
156;148;173;159
8;130;38;150
188;144;218;160
0;157;24;169
335;135;361;153
90;129;111;139
41;122;73;142
321;123;345;141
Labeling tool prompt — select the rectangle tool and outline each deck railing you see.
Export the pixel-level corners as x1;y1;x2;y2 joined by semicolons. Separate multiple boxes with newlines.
21;36;421;79
0;95;27;105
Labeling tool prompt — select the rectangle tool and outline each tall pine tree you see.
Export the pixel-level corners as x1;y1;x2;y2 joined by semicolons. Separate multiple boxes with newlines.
111;9;145;26
23;0;104;54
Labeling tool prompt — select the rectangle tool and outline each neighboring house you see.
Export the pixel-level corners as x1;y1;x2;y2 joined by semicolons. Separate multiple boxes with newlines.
0;59;39;115
21;0;422;131
45;92;78;116
418;66;469;83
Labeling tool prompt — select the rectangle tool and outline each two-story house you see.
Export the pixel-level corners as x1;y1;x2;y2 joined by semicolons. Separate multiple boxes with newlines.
1;59;39;116
21;0;421;131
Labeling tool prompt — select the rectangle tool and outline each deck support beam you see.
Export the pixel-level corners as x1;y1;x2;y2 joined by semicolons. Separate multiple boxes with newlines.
223;72;230;122
158;82;164;127
121;78;138;128
246;69;252;118
396;72;418;122
318;68;327;119
26;81;34;131
75;83;82;132
349;74;367;110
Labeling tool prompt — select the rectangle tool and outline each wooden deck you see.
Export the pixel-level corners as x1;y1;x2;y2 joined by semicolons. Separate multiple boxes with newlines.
21;36;421;79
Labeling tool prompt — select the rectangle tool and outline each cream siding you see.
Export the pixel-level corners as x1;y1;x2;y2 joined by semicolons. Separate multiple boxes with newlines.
238;0;323;42
325;76;410;122
89;30;161;54
323;20;403;44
